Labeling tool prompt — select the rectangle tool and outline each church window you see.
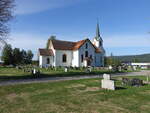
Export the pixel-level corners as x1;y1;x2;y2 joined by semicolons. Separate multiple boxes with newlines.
47;58;50;64
86;43;88;49
90;55;92;59
81;54;84;62
100;41;102;46
62;54;67;63
85;51;88;57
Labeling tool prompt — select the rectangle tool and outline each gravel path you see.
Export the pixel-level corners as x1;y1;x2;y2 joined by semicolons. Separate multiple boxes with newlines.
0;70;150;86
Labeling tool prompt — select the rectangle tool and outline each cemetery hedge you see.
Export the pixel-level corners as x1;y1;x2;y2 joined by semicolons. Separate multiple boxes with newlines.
0;76;150;113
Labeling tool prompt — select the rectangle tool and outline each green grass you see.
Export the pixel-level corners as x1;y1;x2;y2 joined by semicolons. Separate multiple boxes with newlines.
0;67;132;81
0;76;150;113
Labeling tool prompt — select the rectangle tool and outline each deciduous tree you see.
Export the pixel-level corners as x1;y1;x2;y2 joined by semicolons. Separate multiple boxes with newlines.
0;0;14;45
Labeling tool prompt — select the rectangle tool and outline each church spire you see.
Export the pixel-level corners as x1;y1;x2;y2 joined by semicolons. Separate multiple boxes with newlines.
96;21;100;38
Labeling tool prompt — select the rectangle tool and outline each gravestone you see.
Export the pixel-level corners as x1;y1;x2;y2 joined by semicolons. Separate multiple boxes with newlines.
133;66;137;71
122;78;143;86
118;66;122;72
103;74;111;80
64;67;68;72
101;74;115;90
108;65;113;70
33;68;36;74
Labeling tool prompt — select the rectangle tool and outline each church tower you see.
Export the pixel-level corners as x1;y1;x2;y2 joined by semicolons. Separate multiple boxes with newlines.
93;22;105;53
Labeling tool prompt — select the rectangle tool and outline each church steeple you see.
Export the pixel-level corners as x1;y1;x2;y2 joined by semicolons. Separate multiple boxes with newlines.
96;22;100;38
93;21;104;48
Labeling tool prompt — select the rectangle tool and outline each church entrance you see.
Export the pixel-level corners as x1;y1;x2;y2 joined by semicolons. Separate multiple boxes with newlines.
84;57;93;67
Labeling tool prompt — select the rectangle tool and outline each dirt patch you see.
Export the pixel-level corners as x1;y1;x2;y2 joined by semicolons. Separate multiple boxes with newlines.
66;84;86;88
6;93;17;101
93;80;100;82
85;87;100;92
139;90;150;95
97;101;130;113
140;102;150;111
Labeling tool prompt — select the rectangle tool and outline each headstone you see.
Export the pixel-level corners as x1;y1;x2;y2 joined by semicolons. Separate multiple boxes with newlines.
133;66;136;71
103;74;111;80
101;79;115;90
118;66;122;72
65;67;68;72
122;78;143;86
108;65;112;70
101;74;115;90
88;66;92;72
33;69;36;74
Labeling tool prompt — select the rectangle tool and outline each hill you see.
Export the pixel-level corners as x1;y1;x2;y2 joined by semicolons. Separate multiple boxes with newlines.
113;53;150;63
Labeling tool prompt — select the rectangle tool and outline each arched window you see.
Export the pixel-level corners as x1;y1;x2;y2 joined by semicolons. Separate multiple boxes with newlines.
85;51;88;57
85;43;88;49
62;54;67;63
81;54;84;62
90;55;92;59
47;58;50;64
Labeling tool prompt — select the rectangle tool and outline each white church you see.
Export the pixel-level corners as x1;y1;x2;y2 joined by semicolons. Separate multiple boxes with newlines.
38;23;105;67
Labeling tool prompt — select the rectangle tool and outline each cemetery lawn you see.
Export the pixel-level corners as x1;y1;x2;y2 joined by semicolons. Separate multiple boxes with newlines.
0;76;150;113
0;67;131;81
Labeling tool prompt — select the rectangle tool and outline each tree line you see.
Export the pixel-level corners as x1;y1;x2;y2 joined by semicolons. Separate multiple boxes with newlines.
1;44;34;65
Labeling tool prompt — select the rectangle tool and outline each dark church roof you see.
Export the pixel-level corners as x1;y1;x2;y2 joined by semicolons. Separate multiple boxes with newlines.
39;49;54;56
51;39;101;53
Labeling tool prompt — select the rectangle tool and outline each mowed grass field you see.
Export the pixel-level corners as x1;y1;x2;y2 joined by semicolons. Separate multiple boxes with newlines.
0;76;150;113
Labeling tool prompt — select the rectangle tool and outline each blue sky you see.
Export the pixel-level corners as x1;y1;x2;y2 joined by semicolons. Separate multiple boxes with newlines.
2;0;150;59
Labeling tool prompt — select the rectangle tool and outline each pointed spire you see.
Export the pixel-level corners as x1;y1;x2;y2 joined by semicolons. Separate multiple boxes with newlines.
96;21;100;38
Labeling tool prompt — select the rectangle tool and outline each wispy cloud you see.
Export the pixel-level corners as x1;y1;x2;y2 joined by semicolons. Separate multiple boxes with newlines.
15;0;85;15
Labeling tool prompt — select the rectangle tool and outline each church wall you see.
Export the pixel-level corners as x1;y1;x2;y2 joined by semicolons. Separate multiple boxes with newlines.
39;55;54;67
48;41;56;66
55;50;73;67
78;41;96;67
95;53;105;67
72;50;79;67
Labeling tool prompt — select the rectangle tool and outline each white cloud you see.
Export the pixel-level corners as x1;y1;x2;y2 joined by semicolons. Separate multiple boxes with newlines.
15;0;85;15
103;34;150;47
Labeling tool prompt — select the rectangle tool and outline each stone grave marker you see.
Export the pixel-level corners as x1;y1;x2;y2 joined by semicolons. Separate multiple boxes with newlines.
64;67;68;72
101;74;115;90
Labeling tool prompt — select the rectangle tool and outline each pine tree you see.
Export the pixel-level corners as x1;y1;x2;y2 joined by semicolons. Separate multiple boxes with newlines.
1;44;13;65
13;48;22;64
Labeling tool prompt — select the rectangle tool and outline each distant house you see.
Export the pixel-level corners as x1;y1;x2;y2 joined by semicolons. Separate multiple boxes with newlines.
124;62;150;69
38;23;105;67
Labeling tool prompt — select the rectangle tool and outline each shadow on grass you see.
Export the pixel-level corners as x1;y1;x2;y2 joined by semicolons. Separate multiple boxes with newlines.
115;86;127;90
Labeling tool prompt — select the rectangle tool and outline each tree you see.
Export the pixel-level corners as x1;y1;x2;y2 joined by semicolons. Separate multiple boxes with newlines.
105;53;121;66
12;48;22;64
1;44;13;65
0;0;14;45
20;49;27;64
46;35;56;49
26;50;33;64
20;49;34;64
